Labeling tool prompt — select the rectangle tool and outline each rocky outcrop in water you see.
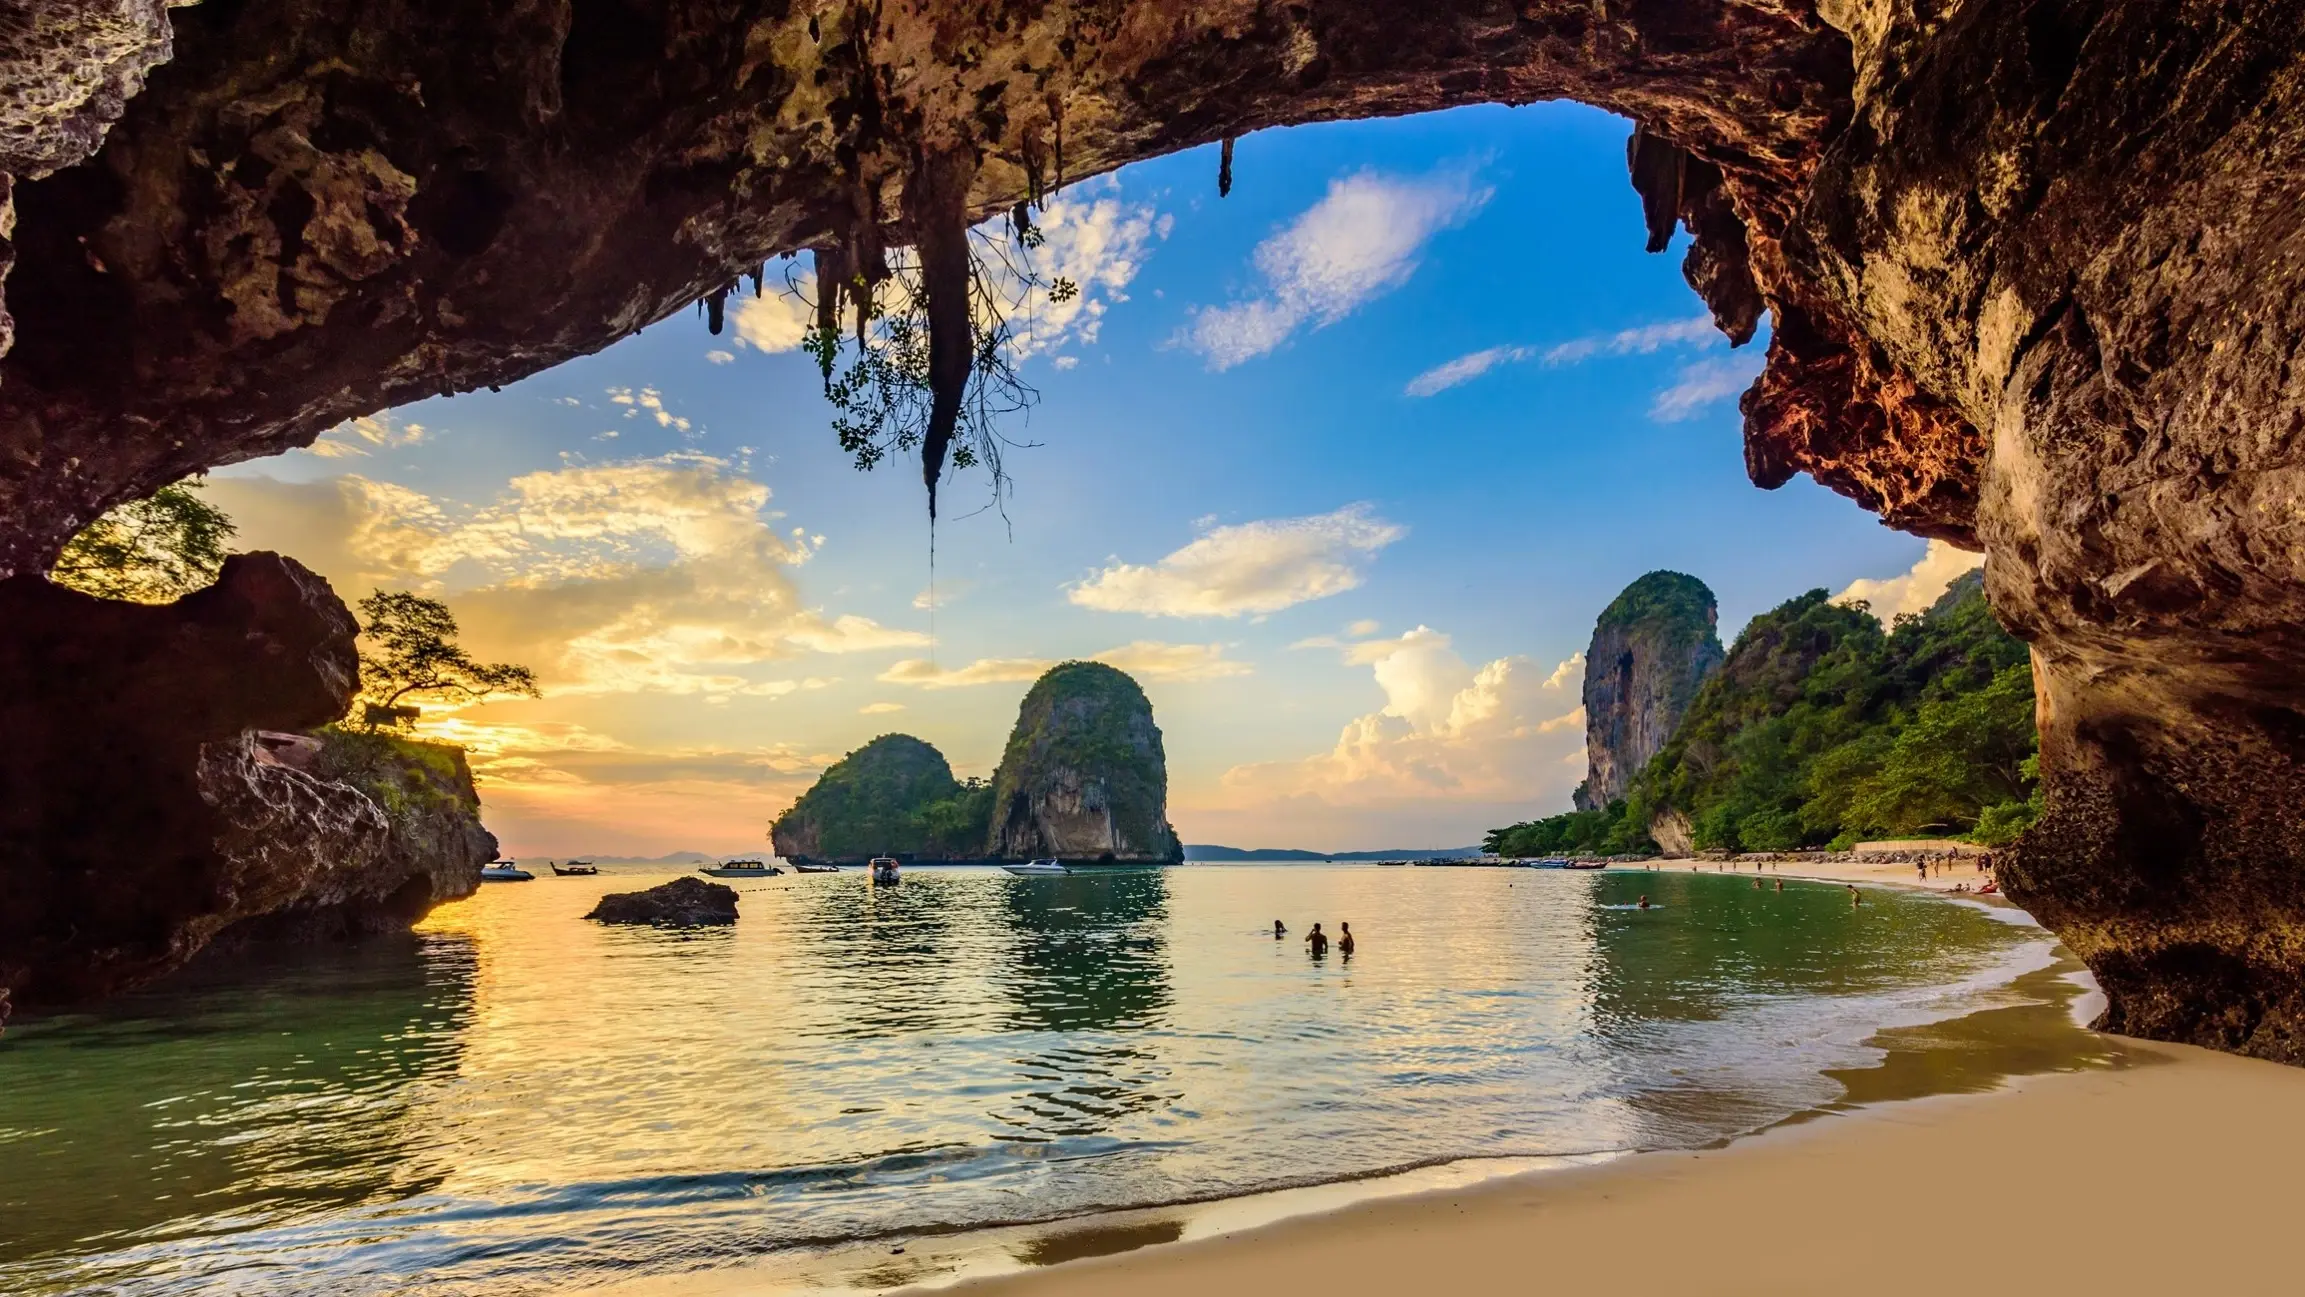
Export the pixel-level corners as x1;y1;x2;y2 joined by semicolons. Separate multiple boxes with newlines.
3;1;2304;1056
1575;572;1724;812
769;733;992;864
989;663;1179;864
587;877;738;928
0;554;488;1014
205;730;494;949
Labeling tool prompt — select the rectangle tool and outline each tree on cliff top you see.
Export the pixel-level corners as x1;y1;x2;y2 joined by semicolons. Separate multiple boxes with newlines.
355;590;539;726
49;479;236;603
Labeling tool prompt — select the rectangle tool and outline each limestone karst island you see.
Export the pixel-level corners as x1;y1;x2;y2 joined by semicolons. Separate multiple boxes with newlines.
3;4;2303;1295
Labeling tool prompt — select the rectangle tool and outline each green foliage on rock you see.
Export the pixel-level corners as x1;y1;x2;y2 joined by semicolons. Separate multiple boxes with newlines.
1488;569;2040;855
310;727;480;820
49;480;236;603
1595;570;1720;646
769;734;993;861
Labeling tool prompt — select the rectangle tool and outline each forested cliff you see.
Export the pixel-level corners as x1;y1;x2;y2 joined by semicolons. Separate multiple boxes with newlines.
1490;571;2036;857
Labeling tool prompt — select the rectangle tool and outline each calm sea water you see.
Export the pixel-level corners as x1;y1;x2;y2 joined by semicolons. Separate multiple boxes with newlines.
0;865;2055;1294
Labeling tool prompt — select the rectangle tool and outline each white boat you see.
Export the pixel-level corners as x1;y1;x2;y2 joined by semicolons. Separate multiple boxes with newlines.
869;856;902;885
481;861;534;882
700;858;783;878
1002;859;1070;877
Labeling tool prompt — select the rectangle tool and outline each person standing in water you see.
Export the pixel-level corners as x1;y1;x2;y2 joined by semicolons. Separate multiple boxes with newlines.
1338;922;1356;956
1304;923;1329;956
1848;884;1863;907
1273;920;1287;939
1636;894;1651;910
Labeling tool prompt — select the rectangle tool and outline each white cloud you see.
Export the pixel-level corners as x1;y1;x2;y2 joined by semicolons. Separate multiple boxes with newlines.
1650;354;1764;422
1836;540;1985;622
1213;630;1587;818
303;413;430;458
1404;315;1726;399
732;277;816;353
207;452;924;700
705;349;736;365
728;180;1167;369
1068;504;1405;619
1542;315;1720;366
860;702;906;715
1403;345;1534;397
879;642;1249;689
879;656;1051;689
1180;168;1491;370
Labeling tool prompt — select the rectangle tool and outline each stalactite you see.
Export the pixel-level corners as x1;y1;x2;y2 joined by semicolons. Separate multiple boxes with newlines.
1010;201;1035;247
1626;126;1687;254
705;285;728;334
749;265;764;297
812;244;849;381
913;146;978;522
1218;136;1235;196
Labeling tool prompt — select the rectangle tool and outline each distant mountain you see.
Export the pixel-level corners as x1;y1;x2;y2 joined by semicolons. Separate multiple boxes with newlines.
1183;844;1481;861
555;850;720;864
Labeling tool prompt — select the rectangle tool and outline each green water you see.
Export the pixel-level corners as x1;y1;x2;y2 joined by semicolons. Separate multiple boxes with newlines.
0;865;2068;1294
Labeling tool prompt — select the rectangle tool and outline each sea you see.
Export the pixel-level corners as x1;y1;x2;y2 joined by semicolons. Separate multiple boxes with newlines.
0;862;2112;1295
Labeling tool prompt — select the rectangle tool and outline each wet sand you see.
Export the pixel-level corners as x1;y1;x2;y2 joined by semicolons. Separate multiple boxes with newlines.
923;1038;2304;1297
616;949;2305;1297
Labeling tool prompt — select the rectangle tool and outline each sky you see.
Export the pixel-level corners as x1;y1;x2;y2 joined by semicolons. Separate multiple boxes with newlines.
208;103;1979;856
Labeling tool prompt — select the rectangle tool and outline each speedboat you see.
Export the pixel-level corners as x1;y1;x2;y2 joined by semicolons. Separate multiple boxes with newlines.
869;856;901;885
700;858;784;878
551;860;599;876
481;861;534;882
1002;859;1070;877
792;863;841;874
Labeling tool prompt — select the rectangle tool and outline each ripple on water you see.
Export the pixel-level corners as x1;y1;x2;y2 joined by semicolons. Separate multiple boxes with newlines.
0;866;2063;1294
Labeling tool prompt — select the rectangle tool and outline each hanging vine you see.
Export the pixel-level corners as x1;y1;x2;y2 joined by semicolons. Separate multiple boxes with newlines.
787;147;1079;523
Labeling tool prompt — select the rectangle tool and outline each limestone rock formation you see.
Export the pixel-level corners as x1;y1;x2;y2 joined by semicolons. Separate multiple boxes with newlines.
1575;572;1725;811
587;876;738;928
0;553;486;1013
206;730;495;948
769;733;988;864
0;0;2302;1056
989;663;1179;864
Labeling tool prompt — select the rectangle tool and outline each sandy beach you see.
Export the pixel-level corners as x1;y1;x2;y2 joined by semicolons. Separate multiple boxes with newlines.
924;1039;2305;1297
1651;853;2003;895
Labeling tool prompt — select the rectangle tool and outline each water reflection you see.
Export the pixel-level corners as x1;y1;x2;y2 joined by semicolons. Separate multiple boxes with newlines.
0;934;473;1267
0;866;2059;1296
996;869;1172;1033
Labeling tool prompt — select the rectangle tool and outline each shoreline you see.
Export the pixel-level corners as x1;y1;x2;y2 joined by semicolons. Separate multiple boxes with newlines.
1626;853;2005;897
914;1037;2305;1297
599;895;2159;1297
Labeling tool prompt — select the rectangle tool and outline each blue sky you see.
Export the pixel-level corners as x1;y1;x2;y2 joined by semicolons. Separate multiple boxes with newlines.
210;102;1969;855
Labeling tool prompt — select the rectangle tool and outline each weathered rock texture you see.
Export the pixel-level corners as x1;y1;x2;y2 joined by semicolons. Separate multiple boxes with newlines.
0;1;2301;1057
0;554;483;1012
1575;571;1725;811
989;662;1178;864
0;0;183;360
206;730;494;949
587;876;738;928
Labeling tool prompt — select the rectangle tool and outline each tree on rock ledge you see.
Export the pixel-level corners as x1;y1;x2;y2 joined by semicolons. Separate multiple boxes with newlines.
354;591;539;728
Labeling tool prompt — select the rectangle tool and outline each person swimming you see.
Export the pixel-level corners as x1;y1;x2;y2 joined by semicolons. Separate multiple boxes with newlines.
1636;894;1651;910
1338;922;1356;956
1304;922;1329;956
1273;919;1287;938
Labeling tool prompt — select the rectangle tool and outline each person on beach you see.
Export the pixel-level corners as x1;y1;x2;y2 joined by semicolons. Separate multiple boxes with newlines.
1305;923;1329;956
1273;920;1287;938
1339;923;1356;956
